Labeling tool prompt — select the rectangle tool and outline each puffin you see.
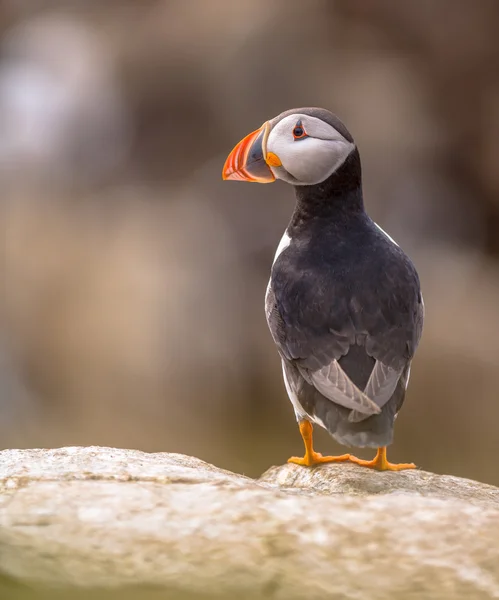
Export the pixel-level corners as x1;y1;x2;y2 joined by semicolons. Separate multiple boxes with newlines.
222;107;424;471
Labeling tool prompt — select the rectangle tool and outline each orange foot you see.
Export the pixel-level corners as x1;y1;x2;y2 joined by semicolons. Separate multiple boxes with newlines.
349;446;416;471
288;451;351;467
288;420;350;467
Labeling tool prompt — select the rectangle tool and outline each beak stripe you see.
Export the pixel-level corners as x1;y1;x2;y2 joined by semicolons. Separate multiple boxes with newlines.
222;123;275;183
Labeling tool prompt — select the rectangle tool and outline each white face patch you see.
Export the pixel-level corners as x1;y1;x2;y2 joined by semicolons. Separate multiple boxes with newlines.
266;114;355;185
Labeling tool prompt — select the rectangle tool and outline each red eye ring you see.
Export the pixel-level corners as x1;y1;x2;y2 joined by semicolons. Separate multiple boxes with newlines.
292;121;307;140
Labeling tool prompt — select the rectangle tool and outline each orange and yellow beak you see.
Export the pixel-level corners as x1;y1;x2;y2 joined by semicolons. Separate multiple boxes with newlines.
222;121;277;183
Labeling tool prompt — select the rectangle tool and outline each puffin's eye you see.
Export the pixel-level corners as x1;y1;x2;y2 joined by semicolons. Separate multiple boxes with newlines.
292;122;307;140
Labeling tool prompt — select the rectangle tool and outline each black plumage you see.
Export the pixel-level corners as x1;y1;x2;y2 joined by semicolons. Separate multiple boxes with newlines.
265;112;424;449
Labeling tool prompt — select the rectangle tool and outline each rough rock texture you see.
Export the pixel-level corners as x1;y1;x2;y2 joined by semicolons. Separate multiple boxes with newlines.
0;447;499;600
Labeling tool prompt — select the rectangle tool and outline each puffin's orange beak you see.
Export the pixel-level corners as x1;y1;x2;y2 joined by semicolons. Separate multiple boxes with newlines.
222;121;275;183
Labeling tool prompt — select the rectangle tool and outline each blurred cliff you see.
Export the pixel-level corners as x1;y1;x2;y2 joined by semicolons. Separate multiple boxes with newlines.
1;0;498;485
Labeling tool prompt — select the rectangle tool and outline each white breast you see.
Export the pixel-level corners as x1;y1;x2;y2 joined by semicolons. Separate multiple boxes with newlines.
265;230;292;318
272;230;291;265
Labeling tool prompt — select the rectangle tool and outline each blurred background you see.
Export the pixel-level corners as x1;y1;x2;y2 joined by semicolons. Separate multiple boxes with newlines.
1;0;499;488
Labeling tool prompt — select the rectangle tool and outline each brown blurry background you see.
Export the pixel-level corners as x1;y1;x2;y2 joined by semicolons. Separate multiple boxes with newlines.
1;0;499;487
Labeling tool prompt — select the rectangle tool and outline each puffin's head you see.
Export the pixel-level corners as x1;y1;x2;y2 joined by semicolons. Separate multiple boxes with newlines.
222;107;355;186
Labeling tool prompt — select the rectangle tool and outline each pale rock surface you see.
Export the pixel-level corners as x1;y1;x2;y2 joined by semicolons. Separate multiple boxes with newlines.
0;446;498;600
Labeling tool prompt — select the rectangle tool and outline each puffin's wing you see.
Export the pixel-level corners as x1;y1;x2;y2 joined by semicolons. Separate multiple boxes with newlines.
347;361;404;423
267;280;380;417
298;360;381;416
267;242;424;418
365;361;402;408
348;292;423;422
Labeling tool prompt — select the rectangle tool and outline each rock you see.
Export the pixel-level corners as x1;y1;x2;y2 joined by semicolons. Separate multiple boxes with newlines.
0;447;498;600
260;462;499;506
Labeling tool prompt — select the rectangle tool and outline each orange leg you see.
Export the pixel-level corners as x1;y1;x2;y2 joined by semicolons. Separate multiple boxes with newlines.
349;446;416;471
288;420;351;467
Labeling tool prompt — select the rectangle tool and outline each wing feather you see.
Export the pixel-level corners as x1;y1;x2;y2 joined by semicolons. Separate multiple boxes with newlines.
348;361;403;423
299;360;381;416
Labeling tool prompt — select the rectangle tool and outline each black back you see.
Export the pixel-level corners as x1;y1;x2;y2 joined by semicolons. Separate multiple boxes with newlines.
267;141;423;392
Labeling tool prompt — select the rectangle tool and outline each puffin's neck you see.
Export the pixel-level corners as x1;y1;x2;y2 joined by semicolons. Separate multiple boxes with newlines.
289;148;365;231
